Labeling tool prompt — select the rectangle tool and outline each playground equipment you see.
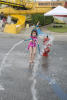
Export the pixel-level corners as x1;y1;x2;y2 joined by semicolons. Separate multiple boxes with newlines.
4;14;26;34
0;0;26;9
0;0;66;34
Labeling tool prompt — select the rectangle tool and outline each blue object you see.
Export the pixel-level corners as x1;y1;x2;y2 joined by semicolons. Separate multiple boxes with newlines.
37;28;44;35
36;25;39;28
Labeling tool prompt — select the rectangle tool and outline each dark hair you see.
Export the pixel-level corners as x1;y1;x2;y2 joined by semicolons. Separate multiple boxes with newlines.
47;35;48;38
31;29;38;36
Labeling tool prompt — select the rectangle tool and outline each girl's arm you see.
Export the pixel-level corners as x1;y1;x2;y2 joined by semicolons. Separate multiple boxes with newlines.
24;38;32;41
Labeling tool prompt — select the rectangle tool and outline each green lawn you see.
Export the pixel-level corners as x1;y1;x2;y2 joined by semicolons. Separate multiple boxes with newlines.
47;24;67;33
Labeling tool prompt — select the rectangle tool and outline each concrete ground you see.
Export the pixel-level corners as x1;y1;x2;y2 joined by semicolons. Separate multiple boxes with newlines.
0;27;67;100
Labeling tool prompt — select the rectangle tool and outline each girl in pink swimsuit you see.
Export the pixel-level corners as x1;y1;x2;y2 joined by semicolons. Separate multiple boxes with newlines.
28;30;38;65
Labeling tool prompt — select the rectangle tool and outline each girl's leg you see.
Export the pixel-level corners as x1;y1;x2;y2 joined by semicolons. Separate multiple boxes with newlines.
29;47;33;64
32;47;36;63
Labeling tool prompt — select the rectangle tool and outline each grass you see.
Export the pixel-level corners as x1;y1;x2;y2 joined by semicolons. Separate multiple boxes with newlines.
47;24;67;33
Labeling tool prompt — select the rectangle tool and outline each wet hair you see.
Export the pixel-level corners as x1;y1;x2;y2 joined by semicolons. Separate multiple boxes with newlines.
47;35;48;38
31;29;38;37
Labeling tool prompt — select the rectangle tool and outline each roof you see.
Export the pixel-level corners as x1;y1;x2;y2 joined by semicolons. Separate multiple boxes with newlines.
44;6;67;16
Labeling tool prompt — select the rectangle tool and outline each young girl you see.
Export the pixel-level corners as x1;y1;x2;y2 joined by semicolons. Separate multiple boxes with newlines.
43;35;51;57
28;29;38;65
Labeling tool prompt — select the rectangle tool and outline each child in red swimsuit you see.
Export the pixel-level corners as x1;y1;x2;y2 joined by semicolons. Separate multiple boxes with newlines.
43;35;51;56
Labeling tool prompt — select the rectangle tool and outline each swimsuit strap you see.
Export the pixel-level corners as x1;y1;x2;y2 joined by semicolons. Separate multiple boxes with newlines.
31;36;37;39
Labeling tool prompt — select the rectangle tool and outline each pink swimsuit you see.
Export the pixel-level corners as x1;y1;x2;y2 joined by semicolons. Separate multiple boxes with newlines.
28;36;38;50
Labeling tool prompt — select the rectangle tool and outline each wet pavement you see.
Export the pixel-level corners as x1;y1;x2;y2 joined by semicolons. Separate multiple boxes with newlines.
0;31;67;100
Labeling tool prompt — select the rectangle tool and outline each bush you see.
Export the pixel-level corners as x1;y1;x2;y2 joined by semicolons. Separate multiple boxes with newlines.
31;14;54;26
45;16;54;25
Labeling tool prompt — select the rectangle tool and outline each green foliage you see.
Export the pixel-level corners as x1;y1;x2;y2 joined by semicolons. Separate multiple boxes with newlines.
31;14;54;26
45;16;54;25
48;24;67;33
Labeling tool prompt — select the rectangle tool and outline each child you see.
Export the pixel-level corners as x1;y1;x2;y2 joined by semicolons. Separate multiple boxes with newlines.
43;35;50;45
43;46;50;57
28;29;38;65
43;35;51;57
